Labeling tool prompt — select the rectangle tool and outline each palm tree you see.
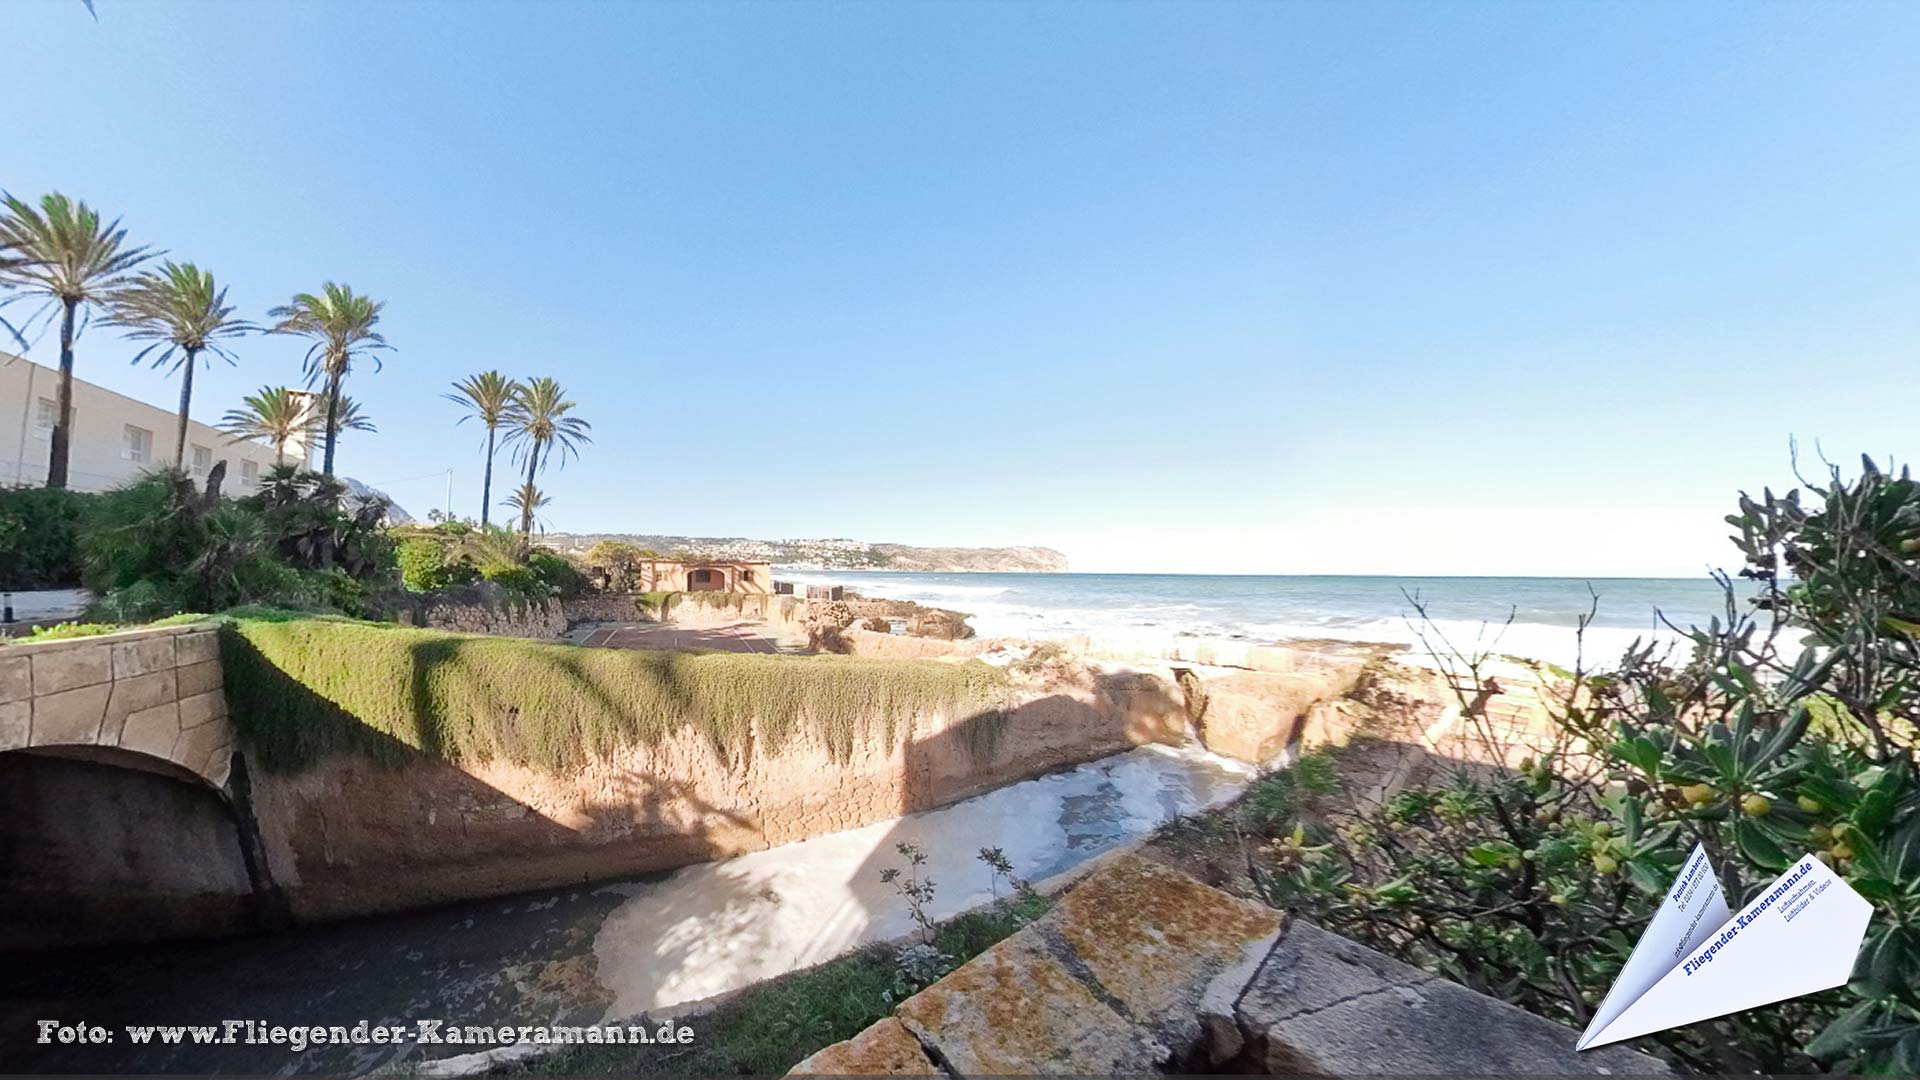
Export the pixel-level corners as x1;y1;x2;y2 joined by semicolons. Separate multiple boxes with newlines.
218;386;312;466
266;283;389;477
504;376;591;536
315;395;377;437
443;371;522;529
503;481;550;534
0;192;154;487
106;261;255;466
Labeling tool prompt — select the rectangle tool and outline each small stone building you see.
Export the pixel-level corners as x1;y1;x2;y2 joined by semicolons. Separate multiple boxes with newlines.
632;558;773;594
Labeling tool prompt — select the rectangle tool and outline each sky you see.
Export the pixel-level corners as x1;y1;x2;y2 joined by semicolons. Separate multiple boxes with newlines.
5;0;1916;576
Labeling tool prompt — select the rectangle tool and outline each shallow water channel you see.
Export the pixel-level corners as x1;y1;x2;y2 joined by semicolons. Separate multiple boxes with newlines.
1;743;1250;1076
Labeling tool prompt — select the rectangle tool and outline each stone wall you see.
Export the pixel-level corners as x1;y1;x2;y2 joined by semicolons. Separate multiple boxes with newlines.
0;623;233;789
408;597;568;639
242;665;1188;923
792;854;1668;1077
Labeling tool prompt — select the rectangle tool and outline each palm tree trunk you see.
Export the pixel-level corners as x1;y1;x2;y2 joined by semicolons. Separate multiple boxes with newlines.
174;349;198;467
481;426;496;528
321;369;343;477
46;300;78;489
521;442;541;536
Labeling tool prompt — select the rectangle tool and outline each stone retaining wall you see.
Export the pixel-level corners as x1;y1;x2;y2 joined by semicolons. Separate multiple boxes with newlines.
0;623;233;789
406;597;568;639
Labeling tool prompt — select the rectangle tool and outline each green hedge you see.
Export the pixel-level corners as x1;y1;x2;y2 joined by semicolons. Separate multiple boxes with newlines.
219;616;1009;773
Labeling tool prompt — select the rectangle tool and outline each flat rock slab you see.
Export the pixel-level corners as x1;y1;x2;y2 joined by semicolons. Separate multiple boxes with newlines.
1239;920;1670;1076
1044;852;1281;1056
787;1017;941;1076
894;931;1167;1076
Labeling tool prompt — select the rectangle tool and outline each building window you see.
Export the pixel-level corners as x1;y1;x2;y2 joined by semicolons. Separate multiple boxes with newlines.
192;444;213;474
33;398;58;437
122;424;152;464
241;459;259;486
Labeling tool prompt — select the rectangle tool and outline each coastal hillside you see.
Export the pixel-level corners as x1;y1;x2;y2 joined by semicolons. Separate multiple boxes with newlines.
544;533;1068;573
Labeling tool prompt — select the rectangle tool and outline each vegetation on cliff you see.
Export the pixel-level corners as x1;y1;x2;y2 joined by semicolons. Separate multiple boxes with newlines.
220;614;1009;773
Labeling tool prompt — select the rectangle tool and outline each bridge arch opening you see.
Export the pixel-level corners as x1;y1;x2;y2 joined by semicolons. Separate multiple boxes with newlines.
0;747;259;952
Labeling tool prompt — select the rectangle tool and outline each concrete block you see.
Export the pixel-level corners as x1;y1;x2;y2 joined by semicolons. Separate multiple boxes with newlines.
31;683;111;745
173;718;226;778
118;702;181;758
111;634;176;679
175;659;222;698
1236;920;1668;1075
176;630;220;665
30;645;112;696
895;931;1166;1076
202;744;232;789
0;700;28;751
178;690;228;729
787;1017;938;1075
0;653;29;704
101;670;178;744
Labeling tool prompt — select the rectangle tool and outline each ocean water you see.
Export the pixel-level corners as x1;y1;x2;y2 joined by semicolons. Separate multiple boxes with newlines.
777;570;1754;668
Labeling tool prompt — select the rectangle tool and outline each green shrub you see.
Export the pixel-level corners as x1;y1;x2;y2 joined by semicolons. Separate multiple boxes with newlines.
1268;457;1920;1074
220;616;1011;773
0;486;94;589
478;562;540;597
527;547;586;598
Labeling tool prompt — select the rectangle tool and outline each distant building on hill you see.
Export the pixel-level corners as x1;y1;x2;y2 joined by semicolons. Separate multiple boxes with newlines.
631;557;774;594
0;352;305;492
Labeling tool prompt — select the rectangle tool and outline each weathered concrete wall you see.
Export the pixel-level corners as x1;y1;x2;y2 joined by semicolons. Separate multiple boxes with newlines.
0;752;255;951
243;667;1188;923
0;624;232;789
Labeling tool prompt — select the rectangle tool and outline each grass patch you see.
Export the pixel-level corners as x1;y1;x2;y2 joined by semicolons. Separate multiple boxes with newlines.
220;615;1009;773
5;611;212;645
505;894;1052;1077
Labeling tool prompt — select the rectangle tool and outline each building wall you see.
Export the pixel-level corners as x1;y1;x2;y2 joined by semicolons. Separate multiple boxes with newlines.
632;560;774;594
0;352;305;492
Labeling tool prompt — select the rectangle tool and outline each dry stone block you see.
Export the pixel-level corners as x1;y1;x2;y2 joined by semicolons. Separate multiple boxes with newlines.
1237;920;1668;1075
173;718;227;779
118;702;181;759
111;634;176;679
787;1017;939;1075
0;700;28;752
176;629;220;665
30;645;111;696
1045;854;1281;1058
895;931;1166;1076
178;690;228;729
0;653;30;704
175;659;222;698
32;683;111;745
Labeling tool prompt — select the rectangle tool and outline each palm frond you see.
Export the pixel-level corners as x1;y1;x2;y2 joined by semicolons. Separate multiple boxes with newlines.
105;260;255;372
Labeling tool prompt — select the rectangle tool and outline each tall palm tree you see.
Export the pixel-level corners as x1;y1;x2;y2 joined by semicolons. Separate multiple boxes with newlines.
106;261;255;466
443;371;522;528
218;386;312;466
503;481;550;534
0;192;154;487
315;395;377;437
266;282;389;477
504;376;591;536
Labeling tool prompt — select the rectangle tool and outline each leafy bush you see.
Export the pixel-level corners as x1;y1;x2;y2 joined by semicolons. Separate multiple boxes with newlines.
394;536;477;593
1262;457;1920;1074
0;486;95;589
527;547;586;597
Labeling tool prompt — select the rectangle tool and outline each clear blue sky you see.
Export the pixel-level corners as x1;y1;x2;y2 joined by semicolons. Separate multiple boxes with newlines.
7;1;1916;575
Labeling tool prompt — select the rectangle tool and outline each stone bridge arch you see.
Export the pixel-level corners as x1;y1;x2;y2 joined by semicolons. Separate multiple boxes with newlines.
0;624;233;792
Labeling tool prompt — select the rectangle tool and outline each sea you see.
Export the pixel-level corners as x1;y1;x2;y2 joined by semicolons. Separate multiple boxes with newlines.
774;570;1757;669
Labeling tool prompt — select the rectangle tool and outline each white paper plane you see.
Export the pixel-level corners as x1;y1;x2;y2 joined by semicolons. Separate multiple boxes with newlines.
1578;842;1872;1050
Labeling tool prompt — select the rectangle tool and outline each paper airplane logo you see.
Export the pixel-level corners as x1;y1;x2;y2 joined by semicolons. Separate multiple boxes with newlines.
1578;842;1872;1050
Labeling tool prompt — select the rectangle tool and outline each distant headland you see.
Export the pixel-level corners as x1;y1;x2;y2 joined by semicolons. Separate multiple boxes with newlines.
542;533;1069;573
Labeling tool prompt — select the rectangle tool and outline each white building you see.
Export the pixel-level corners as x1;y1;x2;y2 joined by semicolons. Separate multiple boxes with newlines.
1;351;306;492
